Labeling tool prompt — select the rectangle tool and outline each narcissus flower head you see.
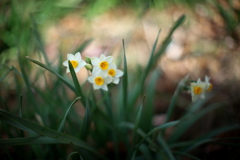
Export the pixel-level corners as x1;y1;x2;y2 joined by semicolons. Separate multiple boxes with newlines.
88;74;112;91
190;78;207;102
107;64;124;84
204;75;213;92
91;54;114;76
63;52;86;73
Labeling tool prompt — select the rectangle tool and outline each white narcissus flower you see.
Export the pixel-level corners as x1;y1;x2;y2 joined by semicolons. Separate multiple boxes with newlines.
63;52;86;73
88;74;112;91
190;78;207;102
204;75;213;92
107;64;124;84
91;54;114;77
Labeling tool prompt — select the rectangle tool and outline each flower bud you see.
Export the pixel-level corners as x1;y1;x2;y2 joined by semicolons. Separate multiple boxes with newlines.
85;64;93;70
85;57;91;64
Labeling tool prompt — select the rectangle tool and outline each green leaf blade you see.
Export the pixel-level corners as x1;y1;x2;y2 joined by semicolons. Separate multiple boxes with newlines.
58;97;81;132
68;60;86;107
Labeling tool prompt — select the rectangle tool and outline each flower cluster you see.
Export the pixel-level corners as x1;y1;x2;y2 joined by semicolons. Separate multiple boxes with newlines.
63;52;123;91
190;76;213;102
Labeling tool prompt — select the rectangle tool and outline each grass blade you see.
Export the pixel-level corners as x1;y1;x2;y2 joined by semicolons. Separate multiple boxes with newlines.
19;94;23;117
73;39;93;54
130;120;179;156
18;53;39;113
182;124;240;152
140;30;161;87
67;152;79;160
168;102;224;143
133;97;144;145
153;15;186;65
0;113;37;135
58;97;81;132
31;15;50;66
118;120;179;155
0;69;11;82
26;56;76;92
0;109;102;158
164;75;189;124
173;151;200;160
80;101;92;140
139;144;153;160
122;39;128;118
141;69;160;132
157;135;175;160
0;136;65;146
68;60;86;107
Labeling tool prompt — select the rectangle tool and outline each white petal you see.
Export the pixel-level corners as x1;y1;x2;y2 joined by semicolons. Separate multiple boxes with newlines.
75;52;81;60
200;93;205;99
79;60;87;67
196;78;201;84
91;58;99;66
88;76;93;83
205;75;210;82
105;56;113;63
105;76;113;84
74;67;80;73
99;54;106;61
66;68;70;73
63;60;69;67
73;61;86;73
67;54;75;60
92;67;101;75
113;78;119;84
93;83;102;90
101;70;108;77
109;64;117;70
109;63;115;69
116;70;123;77
101;84;108;91
192;96;198;102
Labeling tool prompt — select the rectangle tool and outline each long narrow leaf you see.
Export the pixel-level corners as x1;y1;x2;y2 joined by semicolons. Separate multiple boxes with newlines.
26;56;76;92
0;69;11;82
164;75;189;123
80;102;92;140
18;53;39;113
157;135;175;160
168;102;224;143
182;124;240;152
122;39;128;116
141;69;160;132
131;120;179;155
68;60;86;107
0;109;103;158
139;144;153;160
19;94;23;117
0;113;37;135
73;39;92;54
128;30;161;109
31;15;50;66
133;97;144;145
67;152;79;160
58;97;81;132
119;120;179;147
173;151;200;160
152;15;186;65
0;136;65;146
140;30;161;87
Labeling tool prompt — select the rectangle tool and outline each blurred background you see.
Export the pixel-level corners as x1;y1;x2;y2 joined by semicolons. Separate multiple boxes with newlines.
0;0;240;158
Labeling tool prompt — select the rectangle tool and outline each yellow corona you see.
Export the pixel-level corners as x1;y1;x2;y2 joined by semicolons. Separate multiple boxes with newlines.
95;77;104;86
100;61;109;70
